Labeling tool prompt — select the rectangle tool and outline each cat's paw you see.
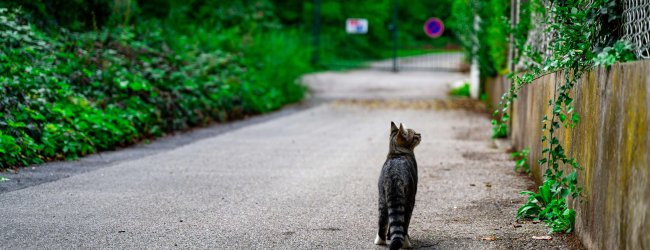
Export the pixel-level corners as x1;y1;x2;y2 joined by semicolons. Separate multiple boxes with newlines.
402;235;413;248
374;234;386;245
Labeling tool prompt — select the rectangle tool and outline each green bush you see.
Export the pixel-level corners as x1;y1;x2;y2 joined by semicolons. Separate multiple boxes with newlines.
242;30;310;112
485;0;509;75
448;0;475;62
449;0;516;78
0;6;310;169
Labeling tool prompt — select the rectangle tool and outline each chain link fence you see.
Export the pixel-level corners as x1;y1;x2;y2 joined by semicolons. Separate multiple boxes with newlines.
517;0;649;65
622;0;650;59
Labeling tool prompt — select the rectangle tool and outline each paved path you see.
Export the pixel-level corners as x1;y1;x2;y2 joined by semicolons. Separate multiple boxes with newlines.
0;65;578;249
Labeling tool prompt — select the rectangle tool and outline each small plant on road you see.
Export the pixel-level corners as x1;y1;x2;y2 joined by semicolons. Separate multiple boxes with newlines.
491;119;507;138
517;173;579;233
511;147;530;174
449;82;470;97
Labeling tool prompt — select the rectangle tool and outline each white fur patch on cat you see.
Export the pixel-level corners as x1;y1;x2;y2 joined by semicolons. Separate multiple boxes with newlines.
375;235;413;249
403;235;412;248
374;234;386;245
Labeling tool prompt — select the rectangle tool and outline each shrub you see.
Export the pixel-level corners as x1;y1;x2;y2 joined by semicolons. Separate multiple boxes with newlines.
242;30;310;112
0;7;310;169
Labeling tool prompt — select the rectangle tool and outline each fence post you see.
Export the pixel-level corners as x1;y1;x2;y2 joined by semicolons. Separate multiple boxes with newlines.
391;0;399;72
470;13;480;99
311;0;321;66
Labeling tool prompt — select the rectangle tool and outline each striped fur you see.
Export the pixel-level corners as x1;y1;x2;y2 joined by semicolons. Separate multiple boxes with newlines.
376;122;420;249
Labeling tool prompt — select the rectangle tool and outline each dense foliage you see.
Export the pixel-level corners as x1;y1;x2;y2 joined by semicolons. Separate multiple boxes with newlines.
0;1;312;169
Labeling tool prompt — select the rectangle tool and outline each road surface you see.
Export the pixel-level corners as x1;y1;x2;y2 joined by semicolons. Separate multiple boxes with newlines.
0;60;579;249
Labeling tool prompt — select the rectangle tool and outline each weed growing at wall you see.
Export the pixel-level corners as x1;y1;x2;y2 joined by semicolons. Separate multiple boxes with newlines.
491;120;507;139
511;147;530;174
449;82;470;97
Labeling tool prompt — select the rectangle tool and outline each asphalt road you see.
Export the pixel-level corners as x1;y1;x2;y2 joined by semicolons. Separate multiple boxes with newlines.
0;62;578;249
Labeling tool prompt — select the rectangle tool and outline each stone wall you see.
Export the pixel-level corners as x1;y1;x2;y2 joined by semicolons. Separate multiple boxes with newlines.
486;61;650;249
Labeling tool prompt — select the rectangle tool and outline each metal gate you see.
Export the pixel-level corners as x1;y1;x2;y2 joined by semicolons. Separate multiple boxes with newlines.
311;0;464;72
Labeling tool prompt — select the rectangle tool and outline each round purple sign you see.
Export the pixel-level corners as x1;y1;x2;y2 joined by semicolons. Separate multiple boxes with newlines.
424;18;444;38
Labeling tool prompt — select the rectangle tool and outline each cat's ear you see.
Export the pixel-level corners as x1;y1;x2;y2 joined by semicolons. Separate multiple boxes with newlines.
391;121;398;133
397;123;407;144
398;123;407;136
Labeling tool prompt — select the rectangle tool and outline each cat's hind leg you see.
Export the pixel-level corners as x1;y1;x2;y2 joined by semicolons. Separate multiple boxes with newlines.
402;201;414;248
375;201;388;245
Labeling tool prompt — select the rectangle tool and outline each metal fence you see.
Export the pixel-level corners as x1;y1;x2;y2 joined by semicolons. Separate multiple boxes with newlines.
515;0;650;66
622;0;650;59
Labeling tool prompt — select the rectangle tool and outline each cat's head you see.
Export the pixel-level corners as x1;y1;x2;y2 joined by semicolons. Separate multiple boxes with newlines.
390;121;421;151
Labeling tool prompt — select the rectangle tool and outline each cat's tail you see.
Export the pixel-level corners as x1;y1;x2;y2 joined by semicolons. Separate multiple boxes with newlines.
389;238;403;250
387;178;406;250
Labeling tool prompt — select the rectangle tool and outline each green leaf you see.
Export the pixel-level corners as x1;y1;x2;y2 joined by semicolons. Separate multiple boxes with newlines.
550;137;559;145
552;121;560;129
572;113;580;124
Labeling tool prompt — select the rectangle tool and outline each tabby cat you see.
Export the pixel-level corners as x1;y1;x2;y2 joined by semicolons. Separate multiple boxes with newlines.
375;122;421;250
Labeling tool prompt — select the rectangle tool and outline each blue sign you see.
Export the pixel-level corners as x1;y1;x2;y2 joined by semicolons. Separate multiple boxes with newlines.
424;18;444;38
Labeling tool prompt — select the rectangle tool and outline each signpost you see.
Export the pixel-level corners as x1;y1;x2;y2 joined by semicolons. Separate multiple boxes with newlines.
346;18;368;34
423;17;444;38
